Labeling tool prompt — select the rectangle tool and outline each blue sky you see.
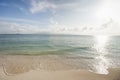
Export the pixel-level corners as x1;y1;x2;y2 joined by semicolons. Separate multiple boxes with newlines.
0;0;120;35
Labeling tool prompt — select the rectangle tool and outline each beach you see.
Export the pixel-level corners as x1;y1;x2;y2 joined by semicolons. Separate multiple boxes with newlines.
0;35;120;80
0;0;120;79
0;55;120;80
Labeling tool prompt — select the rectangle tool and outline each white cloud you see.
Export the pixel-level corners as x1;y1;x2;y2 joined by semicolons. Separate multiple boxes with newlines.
0;21;50;34
30;0;56;13
29;0;81;14
49;18;120;35
1;0;120;35
0;17;44;24
48;0;120;35
13;4;29;14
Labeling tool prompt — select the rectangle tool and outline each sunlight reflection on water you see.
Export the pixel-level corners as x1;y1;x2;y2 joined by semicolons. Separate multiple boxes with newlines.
93;35;110;74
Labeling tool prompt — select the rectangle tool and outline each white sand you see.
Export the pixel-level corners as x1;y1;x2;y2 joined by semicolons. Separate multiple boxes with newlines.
0;55;120;80
0;68;120;80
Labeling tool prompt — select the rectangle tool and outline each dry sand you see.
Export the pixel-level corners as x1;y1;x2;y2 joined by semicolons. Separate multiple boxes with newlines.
0;55;120;80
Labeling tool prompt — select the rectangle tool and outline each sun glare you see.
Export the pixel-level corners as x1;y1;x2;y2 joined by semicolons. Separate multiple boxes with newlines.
96;0;115;21
94;35;109;53
93;35;110;74
96;35;108;47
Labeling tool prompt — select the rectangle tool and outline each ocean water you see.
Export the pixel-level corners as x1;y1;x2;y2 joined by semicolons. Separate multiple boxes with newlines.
0;34;120;74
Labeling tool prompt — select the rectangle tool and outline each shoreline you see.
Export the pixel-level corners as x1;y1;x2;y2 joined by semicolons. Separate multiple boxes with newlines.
1;68;120;80
0;55;120;80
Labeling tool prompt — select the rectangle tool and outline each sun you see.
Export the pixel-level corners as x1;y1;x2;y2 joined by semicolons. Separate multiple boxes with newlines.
96;0;115;21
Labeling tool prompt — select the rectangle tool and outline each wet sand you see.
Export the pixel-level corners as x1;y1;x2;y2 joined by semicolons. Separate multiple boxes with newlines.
0;55;120;80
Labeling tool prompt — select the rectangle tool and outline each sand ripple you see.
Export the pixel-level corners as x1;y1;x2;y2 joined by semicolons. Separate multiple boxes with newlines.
0;55;74;75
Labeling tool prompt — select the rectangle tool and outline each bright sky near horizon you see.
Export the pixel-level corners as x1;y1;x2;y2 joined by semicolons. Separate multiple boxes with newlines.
0;0;120;35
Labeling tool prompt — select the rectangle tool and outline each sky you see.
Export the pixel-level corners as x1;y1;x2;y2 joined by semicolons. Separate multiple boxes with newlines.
0;0;120;35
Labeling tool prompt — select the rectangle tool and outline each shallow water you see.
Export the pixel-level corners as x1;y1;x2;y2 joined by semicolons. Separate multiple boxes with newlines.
0;34;120;74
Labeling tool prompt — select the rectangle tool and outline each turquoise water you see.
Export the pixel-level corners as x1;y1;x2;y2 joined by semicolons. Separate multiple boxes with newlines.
0;34;120;55
0;34;120;74
0;34;95;55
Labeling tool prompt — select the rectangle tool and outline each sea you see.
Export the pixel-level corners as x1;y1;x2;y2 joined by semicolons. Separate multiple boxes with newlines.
0;34;120;74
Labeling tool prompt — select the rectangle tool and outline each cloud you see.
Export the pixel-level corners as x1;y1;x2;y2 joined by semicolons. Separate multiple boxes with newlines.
30;0;56;14
49;17;120;35
101;18;114;29
1;0;120;35
0;21;49;34
49;18;83;34
0;15;119;35
13;4;29;14
0;17;44;25
29;0;81;14
46;0;102;35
